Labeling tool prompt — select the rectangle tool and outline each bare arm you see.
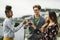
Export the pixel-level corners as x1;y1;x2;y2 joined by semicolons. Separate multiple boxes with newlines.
40;22;48;33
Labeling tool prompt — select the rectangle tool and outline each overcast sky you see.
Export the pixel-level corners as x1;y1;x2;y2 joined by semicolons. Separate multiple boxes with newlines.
0;0;60;18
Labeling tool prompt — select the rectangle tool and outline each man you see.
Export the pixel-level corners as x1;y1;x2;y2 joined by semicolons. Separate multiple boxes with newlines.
3;5;24;40
24;5;45;40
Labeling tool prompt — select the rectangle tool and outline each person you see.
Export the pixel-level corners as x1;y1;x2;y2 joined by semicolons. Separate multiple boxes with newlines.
24;5;45;40
41;11;59;40
3;5;24;40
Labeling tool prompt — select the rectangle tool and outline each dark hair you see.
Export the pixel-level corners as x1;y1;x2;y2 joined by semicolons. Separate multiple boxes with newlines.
49;11;58;25
33;5;41;10
5;5;12;14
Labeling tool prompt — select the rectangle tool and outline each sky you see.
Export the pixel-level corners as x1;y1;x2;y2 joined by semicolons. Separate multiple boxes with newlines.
0;0;60;18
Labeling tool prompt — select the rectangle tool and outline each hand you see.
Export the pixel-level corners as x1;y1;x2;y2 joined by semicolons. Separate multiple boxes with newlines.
40;27;44;33
23;20;29;26
29;21;34;26
30;22;36;29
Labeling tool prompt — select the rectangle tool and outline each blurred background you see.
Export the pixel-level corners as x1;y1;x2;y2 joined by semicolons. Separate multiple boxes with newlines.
0;0;60;40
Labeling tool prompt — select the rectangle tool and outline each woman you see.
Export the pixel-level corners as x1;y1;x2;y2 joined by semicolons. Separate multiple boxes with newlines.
40;11;59;40
3;5;24;40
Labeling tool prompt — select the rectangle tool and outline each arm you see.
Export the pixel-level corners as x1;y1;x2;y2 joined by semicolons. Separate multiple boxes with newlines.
40;22;48;33
29;21;36;30
31;24;36;30
40;17;50;33
23;20;37;29
7;22;24;32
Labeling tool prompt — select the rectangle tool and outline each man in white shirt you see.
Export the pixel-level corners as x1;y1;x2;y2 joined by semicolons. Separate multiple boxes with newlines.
3;5;24;40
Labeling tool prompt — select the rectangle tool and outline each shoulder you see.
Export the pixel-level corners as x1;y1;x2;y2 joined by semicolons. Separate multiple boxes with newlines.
4;18;13;24
3;19;8;25
40;16;45;20
40;16;46;22
3;19;8;23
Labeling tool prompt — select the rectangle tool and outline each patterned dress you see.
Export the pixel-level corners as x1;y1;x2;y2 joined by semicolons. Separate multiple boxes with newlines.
43;24;58;40
38;24;58;40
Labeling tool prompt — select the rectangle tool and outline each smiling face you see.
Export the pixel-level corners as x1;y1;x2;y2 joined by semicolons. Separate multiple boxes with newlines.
6;11;13;18
33;7;40;15
33;5;41;16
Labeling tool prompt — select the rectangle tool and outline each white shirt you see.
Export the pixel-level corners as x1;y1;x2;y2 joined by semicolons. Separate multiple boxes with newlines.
3;18;24;38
